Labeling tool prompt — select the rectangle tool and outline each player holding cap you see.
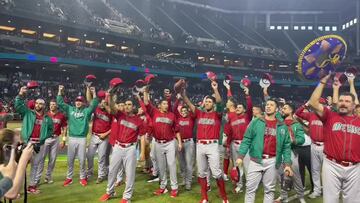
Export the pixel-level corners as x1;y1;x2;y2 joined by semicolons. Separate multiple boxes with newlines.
99;87;147;203
14;86;53;194
295;100;325;199
181;80;229;203
57;85;99;187
87;90;112;184
143;85;182;198
223;80;253;193
36;99;67;184
308;74;360;203
276;102;305;203
236;98;293;203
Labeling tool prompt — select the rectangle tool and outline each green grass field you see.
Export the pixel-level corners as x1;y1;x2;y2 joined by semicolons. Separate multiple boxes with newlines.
6;122;323;203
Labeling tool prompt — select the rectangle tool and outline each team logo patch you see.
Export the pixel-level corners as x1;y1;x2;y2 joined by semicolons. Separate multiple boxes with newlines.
198;118;215;125
155;117;173;124
120;120;138;130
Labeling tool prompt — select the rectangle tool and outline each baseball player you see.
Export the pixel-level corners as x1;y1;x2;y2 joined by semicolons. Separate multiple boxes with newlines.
236;98;293;203
275;103;306;203
14;86;53;194
223;84;253;193
173;99;195;191
295;101;324;199
99;91;146;203
87;90;112;184
181;80;229;203
308;74;360;203
57;85;99;187
143;87;182;198
36;99;67;184
108;101;125;186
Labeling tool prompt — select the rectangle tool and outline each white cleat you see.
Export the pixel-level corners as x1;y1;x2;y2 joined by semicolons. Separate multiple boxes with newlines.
234;186;243;193
308;192;321;199
299;198;306;203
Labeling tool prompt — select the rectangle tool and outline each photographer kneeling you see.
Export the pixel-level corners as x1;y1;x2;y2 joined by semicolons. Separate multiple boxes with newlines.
0;129;34;199
14;86;53;194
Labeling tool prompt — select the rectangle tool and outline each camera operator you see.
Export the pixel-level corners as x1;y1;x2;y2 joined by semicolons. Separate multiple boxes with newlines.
0;129;34;199
14;86;53;194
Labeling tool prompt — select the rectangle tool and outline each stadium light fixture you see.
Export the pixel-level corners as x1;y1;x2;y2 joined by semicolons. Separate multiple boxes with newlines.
342;24;346;30
350;20;354;26
294;26;299;30
308;26;313;30
209;57;215;61
354;18;358;24
301;26;306;30
67;37;79;42
332;26;337;31
85;40;95;44
0;25;15;31
121;46;128;50
198;56;205;60
346;22;350;28
269;26;275;30
276;26;282;30
224;59;230;62
43;33;56;38
325;26;330;31
21;29;36;35
7;20;11;23
106;43;115;48
284;26;289;30
318;26;323;31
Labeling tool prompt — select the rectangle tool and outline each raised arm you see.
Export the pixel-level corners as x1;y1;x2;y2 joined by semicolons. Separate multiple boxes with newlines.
86;86;93;104
108;91;118;115
308;75;330;118
348;77;359;105
263;86;270;101
332;79;340;105
211;81;222;104
56;85;70;113
87;87;99;114
14;86;30;117
244;87;253;120
294;103;311;121
180;89;195;113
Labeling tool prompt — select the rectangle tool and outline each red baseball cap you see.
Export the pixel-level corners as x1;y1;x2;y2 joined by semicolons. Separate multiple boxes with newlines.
27;100;35;109
230;167;240;183
206;71;217;81
75;96;85;102
85;74;96;80
109;77;123;88
27;81;39;89
145;74;156;84
97;90;106;99
241;76;251;87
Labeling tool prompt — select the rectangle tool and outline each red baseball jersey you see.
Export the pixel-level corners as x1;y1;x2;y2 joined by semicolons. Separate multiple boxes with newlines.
146;103;177;141
195;108;222;140
176;116;195;139
295;105;324;142
92;107;112;134
321;107;360;162
263;119;277;156
47;111;67;136
109;116;118;146
30;113;44;143
225;112;252;141
115;112;146;143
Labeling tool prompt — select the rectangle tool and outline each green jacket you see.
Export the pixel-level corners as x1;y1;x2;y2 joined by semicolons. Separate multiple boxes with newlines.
275;113;305;147
57;95;99;137
14;96;53;145
238;117;292;168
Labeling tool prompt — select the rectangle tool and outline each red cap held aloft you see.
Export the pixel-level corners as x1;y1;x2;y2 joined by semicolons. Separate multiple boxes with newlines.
109;77;123;88
97;90;106;99
27;81;39;89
